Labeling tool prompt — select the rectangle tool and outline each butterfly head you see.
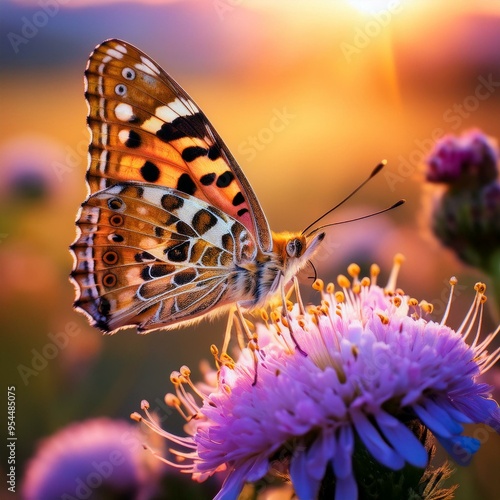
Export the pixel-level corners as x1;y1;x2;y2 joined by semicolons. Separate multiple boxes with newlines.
272;231;325;283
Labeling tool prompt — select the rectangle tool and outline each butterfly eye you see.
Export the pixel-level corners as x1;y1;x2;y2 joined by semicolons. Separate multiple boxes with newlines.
286;238;304;258
115;84;127;96
122;68;136;80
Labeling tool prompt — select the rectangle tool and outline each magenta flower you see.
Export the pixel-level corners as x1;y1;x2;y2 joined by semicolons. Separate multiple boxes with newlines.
426;129;498;185
21;418;163;500
134;256;500;500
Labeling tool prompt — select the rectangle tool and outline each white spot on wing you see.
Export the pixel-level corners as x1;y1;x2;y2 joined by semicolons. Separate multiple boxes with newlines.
155;98;199;122
115;103;134;122
114;44;127;54
106;48;124;59
141;56;160;75
98;150;108;174
118;130;130;144
141;115;163;134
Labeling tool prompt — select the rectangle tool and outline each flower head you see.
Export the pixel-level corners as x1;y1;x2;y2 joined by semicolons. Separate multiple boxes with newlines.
426;129;498;186
21;418;163;500
134;256;500;500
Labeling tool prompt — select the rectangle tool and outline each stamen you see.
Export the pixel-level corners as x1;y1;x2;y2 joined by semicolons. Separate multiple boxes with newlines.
419;300;434;315
313;278;324;292
370;263;380;286
337;274;351;289
347;263;361;284
386;253;405;292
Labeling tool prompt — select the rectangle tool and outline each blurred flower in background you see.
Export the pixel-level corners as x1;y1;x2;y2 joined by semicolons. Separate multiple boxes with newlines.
425;130;500;316
134;257;500;500
21;418;164;500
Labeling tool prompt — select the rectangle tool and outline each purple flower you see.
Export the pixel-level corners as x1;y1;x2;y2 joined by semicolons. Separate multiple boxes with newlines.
134;256;500;500
21;418;163;500
426;129;498;185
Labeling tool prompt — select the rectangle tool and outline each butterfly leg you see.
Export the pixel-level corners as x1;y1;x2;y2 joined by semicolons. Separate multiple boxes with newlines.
280;275;307;356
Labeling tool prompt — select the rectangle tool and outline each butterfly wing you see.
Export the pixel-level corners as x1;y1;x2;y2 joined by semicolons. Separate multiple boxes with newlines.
84;39;272;252
71;183;256;333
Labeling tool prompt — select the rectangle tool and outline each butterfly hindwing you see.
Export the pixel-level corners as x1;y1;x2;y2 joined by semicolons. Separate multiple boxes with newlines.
71;183;257;333
85;39;272;252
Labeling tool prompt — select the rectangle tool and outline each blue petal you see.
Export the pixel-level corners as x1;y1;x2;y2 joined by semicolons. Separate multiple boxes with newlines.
437;435;480;466
375;411;428;468
335;474;358;500
352;411;405;470
290;445;321;500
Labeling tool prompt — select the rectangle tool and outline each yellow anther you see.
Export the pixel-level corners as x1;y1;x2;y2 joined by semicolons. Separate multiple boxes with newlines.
449;276;458;286
394;253;405;265
370;263;380;278
352;283;361;294
395;288;405;296
170;371;181;384
408;298;419;307
326;282;335;294
360;277;370;287
392;296;402;307
312;279;324;291
286;300;294;312
377;313;389;325
335;291;345;303
347;263;361;278
260;310;269;322
210;344;219;356
480;295;488;304
419;300;434;314
130;412;142;422
474;282;486;294
337;274;351;288
180;365;191;377
164;393;180;407
298;318;306;328
281;316;289;328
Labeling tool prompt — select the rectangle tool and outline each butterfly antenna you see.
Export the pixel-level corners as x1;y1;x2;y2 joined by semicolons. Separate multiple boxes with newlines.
301;160;387;236
305;199;405;237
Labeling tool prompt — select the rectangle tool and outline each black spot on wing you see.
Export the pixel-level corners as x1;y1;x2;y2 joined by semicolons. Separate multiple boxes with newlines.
200;173;216;186
237;208;249;217
216;171;234;188
173;269;197;286
192;209;217;235
208;144;221;160
182;146;207;162
177;173;197;195
161;193;184;211
232;192;244;206
167;241;190;262
125;130;141;148
140;161;160;182
156;113;207;142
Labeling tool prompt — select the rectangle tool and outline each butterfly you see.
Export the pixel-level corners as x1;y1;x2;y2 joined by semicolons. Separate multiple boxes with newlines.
70;39;325;336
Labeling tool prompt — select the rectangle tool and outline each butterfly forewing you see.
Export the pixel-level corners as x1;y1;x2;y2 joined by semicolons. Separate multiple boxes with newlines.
85;39;271;252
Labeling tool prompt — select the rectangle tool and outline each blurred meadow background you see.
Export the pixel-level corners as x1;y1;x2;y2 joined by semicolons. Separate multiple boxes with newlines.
1;0;500;498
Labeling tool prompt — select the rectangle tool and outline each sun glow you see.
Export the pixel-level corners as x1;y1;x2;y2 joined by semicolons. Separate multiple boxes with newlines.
346;0;402;15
